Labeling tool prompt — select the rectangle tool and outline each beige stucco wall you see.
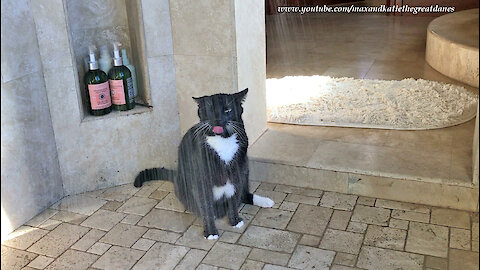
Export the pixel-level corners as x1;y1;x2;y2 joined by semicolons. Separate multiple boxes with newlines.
170;0;267;141
234;0;268;142
1;0;64;239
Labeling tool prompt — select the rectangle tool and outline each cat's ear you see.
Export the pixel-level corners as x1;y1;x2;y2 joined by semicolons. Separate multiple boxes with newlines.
234;88;248;104
192;96;202;105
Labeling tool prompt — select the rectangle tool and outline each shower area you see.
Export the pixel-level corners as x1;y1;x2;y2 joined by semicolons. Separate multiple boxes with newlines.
247;0;480;210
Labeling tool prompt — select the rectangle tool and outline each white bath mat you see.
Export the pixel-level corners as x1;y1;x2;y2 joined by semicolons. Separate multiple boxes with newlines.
266;76;478;130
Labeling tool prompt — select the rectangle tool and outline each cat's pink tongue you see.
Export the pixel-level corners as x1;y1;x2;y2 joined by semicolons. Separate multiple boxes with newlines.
212;126;224;134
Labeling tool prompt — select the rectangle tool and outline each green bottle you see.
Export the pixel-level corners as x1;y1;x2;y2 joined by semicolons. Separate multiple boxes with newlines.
108;42;135;111
84;45;112;116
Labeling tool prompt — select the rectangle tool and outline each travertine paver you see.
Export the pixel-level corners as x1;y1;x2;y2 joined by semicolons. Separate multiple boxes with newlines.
346;221;368;233
131;238;156;251
26;255;54;269
2;226;49;250
320;229;363;254
288;245;335;270
101;201;124;211
45;249;98;270
155;193;186;212
87;242;112;255
284;193;320;205
333;252;356;267
203;242;251;269
149;189;169;200
97;185;139;202
80;209;126;231
391;209;430;223
450;228;471;250
137;208;195;233
99;223;148;247
328;210;352;230
176;225;218;250
219;231;241;243
425;255;448;270
279;201;298;212
357;246;424;270
287;204;332;235
1;246;38;270
92;246;144;270
449;249;479;270
258;182;277;191
405;222;449;257
142;229;181;244
247;248;291;266
299;234;321;246
389;218;409;230
117;196;158;216
320;192;358;211
51;195;106;215
238;226;300;253
351;205;390;226
472;222;479;241
375;199;430;214
71;229;106;251
431;208;471;229
241;260;265;270
274;184;324;197
25;209;59;227
27;223;89;257
356;197;375;206
50;210;88;224
2;182;478;270
251;208;293;229
364;225;407;250
37;219;62;231
121;214;143;225
241;204;260;215
175;249;207;270
132;242;189;270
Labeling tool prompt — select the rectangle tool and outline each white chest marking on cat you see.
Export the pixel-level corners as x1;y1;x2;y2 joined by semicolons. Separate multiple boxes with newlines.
212;180;235;201
206;134;239;163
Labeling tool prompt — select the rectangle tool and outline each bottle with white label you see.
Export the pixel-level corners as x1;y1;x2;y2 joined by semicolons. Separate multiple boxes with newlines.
84;45;112;116
108;42;135;111
121;48;138;97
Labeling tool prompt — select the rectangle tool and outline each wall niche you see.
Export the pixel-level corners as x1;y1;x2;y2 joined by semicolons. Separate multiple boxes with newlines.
65;0;151;119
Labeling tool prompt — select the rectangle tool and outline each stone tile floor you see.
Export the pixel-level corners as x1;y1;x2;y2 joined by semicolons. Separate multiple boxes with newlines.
2;181;479;270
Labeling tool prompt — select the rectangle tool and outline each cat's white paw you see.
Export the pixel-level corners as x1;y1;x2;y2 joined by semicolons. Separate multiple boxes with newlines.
253;194;274;208
233;220;244;228
205;234;219;240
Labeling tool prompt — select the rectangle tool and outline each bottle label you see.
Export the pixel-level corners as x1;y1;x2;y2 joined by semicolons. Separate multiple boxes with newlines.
126;77;135;103
109;79;126;105
88;82;111;110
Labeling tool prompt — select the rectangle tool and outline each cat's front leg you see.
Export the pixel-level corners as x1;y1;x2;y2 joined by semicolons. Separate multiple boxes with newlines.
203;217;219;240
227;197;243;228
201;205;219;239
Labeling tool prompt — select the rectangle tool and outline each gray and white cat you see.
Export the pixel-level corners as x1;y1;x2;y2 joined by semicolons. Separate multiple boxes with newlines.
134;89;274;239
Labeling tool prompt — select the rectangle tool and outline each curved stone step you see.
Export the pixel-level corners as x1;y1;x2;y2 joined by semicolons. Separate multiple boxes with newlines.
426;9;479;88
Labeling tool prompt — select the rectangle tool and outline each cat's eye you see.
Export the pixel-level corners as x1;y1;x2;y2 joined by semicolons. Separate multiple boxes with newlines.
224;108;232;113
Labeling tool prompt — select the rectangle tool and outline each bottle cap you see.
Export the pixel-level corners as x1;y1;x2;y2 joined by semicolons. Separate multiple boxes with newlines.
88;45;98;70
100;45;110;57
113;42;123;66
121;48;130;65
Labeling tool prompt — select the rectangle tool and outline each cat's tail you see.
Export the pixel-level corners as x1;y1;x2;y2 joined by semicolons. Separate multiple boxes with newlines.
133;167;176;188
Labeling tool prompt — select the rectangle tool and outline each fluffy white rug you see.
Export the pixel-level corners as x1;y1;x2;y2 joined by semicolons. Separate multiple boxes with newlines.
266;76;478;130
